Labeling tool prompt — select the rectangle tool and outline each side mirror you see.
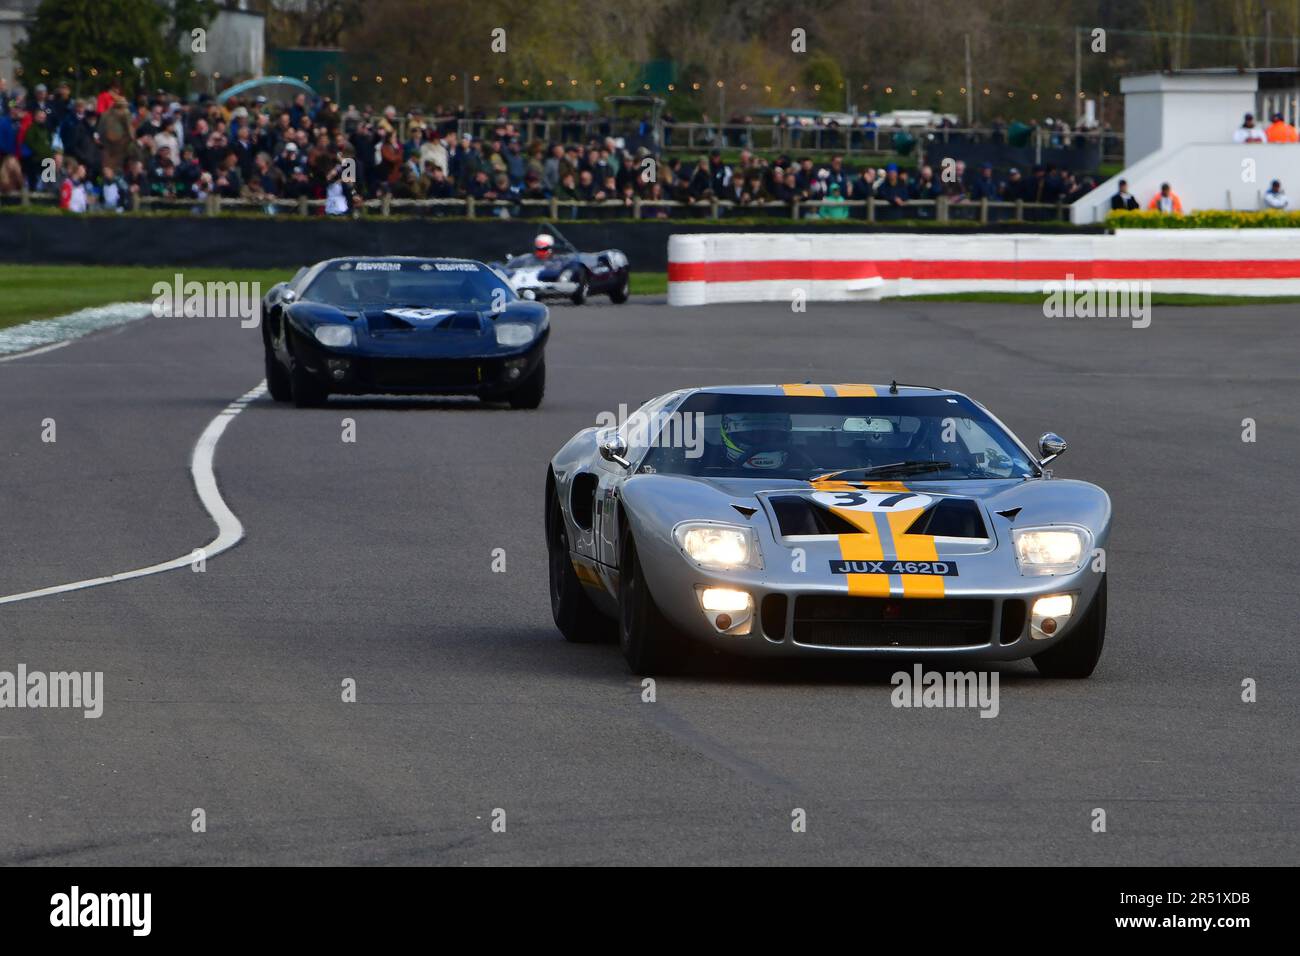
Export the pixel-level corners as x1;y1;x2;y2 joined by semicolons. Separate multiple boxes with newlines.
1038;432;1067;466
599;433;631;468
281;289;297;305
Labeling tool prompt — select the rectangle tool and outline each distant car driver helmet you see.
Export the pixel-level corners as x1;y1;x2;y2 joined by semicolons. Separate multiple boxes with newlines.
534;233;555;260
721;412;793;469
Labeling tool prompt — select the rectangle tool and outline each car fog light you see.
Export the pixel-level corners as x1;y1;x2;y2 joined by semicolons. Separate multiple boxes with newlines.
698;588;753;636
1031;593;1074;639
701;588;750;612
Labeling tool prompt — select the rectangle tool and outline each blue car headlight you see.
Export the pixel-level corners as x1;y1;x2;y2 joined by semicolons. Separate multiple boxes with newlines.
495;322;536;347
313;324;353;347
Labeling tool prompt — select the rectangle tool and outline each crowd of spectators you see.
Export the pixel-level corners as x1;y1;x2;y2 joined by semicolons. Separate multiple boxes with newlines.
664;151;1100;220
0;81;1100;219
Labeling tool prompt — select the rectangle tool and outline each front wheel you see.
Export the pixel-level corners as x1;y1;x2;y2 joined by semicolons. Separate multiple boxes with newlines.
1032;575;1107;678
507;358;545;409
548;492;613;643
619;535;687;675
570;272;589;306
609;273;630;304
265;345;291;402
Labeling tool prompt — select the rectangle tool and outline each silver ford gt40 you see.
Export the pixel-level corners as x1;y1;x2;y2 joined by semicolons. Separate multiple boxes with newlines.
546;384;1111;677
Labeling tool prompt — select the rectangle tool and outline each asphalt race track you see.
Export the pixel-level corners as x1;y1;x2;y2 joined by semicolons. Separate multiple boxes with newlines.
1;297;1296;866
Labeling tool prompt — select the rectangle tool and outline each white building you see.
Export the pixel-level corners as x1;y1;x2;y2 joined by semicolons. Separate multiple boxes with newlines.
0;0;39;87
0;0;263;90
1073;68;1300;223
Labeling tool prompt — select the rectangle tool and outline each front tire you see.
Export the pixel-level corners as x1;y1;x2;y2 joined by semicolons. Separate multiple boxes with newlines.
507;358;545;409
1032;575;1107;678
570;272;589;305
609;273;630;304
619;534;687;675
547;492;612;643
265;345;291;402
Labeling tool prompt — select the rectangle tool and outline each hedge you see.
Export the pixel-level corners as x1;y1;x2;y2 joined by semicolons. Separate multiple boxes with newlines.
1108;209;1300;228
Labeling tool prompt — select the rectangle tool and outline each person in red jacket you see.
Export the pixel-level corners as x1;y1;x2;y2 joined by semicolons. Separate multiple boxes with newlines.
1148;182;1183;215
94;83;120;118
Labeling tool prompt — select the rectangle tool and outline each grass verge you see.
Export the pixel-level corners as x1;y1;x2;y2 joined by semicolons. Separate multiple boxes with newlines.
0;264;292;329
0;264;670;329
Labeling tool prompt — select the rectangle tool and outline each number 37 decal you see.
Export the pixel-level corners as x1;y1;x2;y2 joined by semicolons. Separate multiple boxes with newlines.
811;491;933;513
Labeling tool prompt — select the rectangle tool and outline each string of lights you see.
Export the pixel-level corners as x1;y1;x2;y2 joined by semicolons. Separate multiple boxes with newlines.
15;65;1112;102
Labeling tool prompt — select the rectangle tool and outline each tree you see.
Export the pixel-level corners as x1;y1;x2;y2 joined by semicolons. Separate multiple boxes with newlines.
265;0;364;49
802;53;844;113
16;0;215;98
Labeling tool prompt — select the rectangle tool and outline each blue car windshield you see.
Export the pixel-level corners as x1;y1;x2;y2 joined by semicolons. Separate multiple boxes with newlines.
304;261;514;310
638;393;1039;481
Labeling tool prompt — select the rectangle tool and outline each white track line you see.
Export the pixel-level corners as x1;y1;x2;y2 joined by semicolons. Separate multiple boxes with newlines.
0;381;266;606
0;340;71;363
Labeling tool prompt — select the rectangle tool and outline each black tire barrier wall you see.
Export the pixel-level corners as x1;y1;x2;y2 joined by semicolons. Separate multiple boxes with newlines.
0;214;1104;273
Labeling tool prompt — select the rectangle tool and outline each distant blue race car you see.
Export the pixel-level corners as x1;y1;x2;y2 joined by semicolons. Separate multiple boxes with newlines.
493;228;630;306
261;256;549;408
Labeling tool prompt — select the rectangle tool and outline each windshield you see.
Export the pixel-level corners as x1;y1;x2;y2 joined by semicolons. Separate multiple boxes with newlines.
303;261;514;310
638;393;1037;481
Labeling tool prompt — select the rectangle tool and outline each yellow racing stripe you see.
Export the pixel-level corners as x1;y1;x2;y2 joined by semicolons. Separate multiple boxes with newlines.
781;383;826;396
886;507;945;598
825;508;889;597
829;384;877;397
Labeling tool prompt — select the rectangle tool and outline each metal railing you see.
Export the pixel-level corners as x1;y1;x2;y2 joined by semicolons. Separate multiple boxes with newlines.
2;187;1074;223
453;117;1123;164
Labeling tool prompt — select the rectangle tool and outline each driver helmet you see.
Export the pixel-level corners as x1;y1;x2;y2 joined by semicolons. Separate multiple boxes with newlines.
720;412;793;468
534;233;555;260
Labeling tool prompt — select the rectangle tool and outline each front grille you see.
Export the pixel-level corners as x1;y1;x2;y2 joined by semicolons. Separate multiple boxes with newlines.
792;595;993;648
357;358;488;389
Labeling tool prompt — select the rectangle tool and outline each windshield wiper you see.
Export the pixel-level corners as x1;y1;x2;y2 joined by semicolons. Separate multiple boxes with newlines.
814;460;952;482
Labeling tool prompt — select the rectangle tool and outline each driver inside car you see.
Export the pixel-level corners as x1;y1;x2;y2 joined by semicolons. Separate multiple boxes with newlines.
353;275;389;304
719;412;818;470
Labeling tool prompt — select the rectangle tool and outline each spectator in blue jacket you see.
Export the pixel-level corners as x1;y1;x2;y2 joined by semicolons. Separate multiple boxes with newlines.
970;162;1000;200
875;163;910;219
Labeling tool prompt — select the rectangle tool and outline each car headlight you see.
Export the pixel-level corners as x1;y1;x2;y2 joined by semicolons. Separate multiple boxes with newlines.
1013;526;1090;576
673;521;761;571
495;322;536;347
313;324;353;347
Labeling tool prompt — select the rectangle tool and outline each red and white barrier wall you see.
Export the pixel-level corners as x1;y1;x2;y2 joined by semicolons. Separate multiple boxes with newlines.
666;230;1300;305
